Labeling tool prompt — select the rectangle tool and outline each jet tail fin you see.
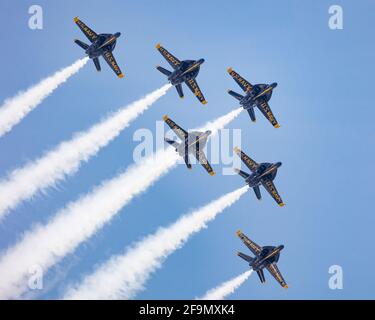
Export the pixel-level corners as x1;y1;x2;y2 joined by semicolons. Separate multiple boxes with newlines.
253;186;262;200
165;138;179;149
234;168;249;179
237;251;254;263
176;84;184;98
156;66;172;76
228;90;244;101
74;39;89;50
184;153;192;170
257;270;266;283
247;107;256;122
183;142;192;169
93;57;101;72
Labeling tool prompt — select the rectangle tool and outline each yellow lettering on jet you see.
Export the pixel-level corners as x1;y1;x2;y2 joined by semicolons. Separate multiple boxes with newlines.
229;70;252;91
76;20;97;40
159;47;180;66
243;155;256;170
264;180;282;203
260;102;276;124
165;119;186;139
187;79;204;101
104;52;121;73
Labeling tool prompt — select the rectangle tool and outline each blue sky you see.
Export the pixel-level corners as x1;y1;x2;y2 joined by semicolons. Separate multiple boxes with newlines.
0;0;374;299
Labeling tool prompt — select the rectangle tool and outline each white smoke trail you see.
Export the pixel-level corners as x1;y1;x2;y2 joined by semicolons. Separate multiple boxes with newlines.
64;186;249;300
0;84;171;220
0;109;241;299
196;107;242;134
199;270;252;300
0;58;89;137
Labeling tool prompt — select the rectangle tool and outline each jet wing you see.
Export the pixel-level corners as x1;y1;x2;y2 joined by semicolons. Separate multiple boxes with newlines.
266;263;288;288
102;51;124;78
156;44;181;70
194;149;215;176
257;101;280;128
74;17;98;43
261;179;285;206
185;79;207;104
236;230;262;256
227;68;253;92
163;116;188;141
234;147;258;172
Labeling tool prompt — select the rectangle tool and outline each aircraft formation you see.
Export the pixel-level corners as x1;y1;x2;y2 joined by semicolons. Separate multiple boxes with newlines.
73;17;287;289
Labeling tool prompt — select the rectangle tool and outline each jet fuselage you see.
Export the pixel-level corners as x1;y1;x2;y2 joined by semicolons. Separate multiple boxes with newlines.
175;130;211;157
240;83;277;110
168;59;204;86
250;245;284;271
244;162;281;188
85;32;121;59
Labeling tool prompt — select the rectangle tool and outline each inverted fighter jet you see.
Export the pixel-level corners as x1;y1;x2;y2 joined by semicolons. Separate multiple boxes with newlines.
73;17;124;78
236;230;288;288
156;44;207;104
163;115;214;176
227;68;279;127
234;147;284;206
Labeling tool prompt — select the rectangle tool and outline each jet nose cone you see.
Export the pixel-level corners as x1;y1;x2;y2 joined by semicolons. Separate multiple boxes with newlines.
198;58;205;64
206;130;212;135
271;82;278;88
279;245;284;250
115;32;121;38
275;162;282;168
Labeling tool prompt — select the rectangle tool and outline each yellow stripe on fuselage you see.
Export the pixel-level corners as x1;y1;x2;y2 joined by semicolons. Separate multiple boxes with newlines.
254;87;273;99
261;249;280;262
187;133;208;148
99;37;116;48
183;63;200;74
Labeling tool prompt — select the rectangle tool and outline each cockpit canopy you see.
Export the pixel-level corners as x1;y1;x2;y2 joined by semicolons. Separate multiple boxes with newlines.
260;246;279;262
180;60;194;69
257;163;271;174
